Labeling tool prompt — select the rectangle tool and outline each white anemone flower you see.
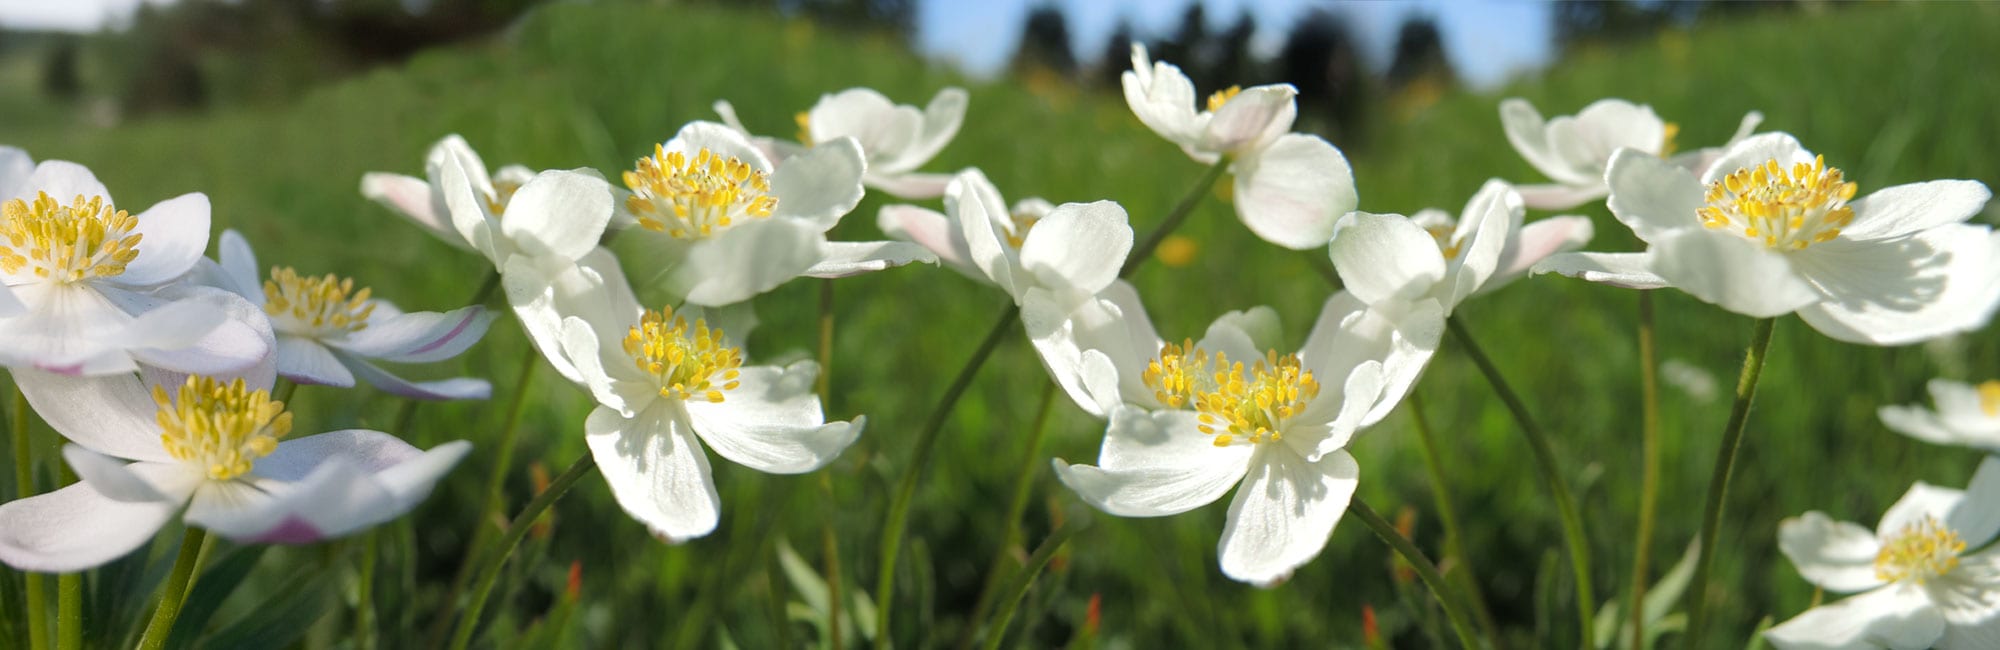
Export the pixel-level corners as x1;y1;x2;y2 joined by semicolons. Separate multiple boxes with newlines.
0;362;470;572
1880;379;2000;451
544;252;860;541
1767;457;2000;649
1533;133;2000;345
200;229;496;400
1122;43;1358;250
614;121;934;307
877;172;1055;284
1330;180;1591;316
1500;97;1763;209
714;87;967;199
1051;288;1443;585
361;134;537;251
0;159;267;375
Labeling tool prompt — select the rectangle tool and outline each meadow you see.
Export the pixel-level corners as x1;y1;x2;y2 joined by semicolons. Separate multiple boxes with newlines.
4;2;2000;647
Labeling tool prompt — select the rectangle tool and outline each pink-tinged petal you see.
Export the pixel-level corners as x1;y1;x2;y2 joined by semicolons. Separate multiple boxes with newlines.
800;240;938;278
334;352;491;401
1232;134;1356;250
19;160;111;204
878;203;979;277
864;171;954;200
1650;229;1823;318
62;447;199;504
685;363;859;474
334;305;494;363
771;137;866;231
1217;447;1358;587
1764;585;1942;650
1795;225;2000;346
1842;180;1992;242
585;404;720;542
15;369;174;462
360;172;469;249
1487;215;1595;291
1531;251;1669;289
111;193;209;287
1605;148;1704;244
1513;182;1609;211
1778;511;1887;593
277;337;355;387
253;430;468;529
1054;408;1254;517
0;480;181;573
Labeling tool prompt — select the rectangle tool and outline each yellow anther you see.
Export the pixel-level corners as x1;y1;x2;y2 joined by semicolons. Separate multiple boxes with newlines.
1699;155;1859;251
1003;210;1041;249
263;267;376;337
486;177;523;216
1144;342;1319;447
0;192;143;283
155;376;292;481
623;145;779;240
1206;85;1243;113
794;111;814;144
1978;380;2000;418
1874;514;1965;585
622;306;744;403
1423;223;1464;259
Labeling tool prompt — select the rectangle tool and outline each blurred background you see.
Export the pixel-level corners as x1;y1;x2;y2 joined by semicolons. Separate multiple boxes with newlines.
2;0;1999;648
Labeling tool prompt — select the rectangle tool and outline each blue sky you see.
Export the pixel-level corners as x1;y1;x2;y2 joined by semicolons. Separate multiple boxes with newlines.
0;0;1557;90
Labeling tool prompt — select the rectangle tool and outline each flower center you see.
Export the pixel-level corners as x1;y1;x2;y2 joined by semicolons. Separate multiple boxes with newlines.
1143;341;1320;446
1423;223;1463;260
1698;155;1858;251
1004;210;1041;249
263;267;376;338
0;192;142;283
1205;86;1242;113
623;146;778;240
154;375;292;481
1980;380;2000;418
1875;514;1965;584
486;177;522;216
622;306;744;403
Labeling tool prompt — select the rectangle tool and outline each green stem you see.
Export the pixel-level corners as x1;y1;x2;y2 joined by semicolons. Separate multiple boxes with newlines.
874;304;1018;648
1118;159;1228;279
1351;498;1481;650
979;516;1085;650
1684;317;1777;645
446;453;598;650
959;381;1059;650
1629;292;1662;650
53;462;78;650
14;386;47;650
135;528;207;650
356;530;380;650
814;278;845;650
272;378;298;406
1447;316;1594;648
428;347;540;645
468;268;503;309
1407;391;1501;645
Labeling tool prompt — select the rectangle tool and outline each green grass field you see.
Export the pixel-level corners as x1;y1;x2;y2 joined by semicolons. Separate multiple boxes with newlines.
5;2;2000;647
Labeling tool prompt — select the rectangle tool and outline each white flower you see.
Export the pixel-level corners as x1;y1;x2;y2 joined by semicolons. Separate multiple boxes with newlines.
1122;43;1358;250
0;158;268;375
613;121;934;307
1533;133;2000;345
0;364;468;572
544;252;860;541
199;229;495;400
1051;288;1443;585
877;171;1055;284
1500;97;1763;209
1767;457;2000;649
714;87;967;199
1330;180;1591;315
1880;379;2000;451
361;134;538;252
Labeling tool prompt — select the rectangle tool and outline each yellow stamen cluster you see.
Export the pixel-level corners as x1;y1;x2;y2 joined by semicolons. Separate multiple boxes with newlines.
1423;223;1464;259
622;306;744;403
1004;210;1041;248
1874;514;1966;585
1142;339;1208;408
623;146;778;240
155;376;292;481
1659;122;1681;156
1206;85;1243;113
1142;342;1320;447
263;267;376;336
0;192;142;283
1698;155;1859;251
1979;380;2000;418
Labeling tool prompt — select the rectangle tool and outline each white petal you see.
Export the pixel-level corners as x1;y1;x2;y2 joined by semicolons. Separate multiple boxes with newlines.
1928;379;2000;440
112;193;209;286
1949;456;2000;547
1294;361;1385;462
234;430;467;542
182;481;288;541
215;229;263;302
1121;48;1203;149
1488;215;1595;291
1931;550;2000;643
334;305;494;363
1605;148;1704;243
1232;134;1356;250
1842;181;1991;242
0;480;179;573
1217;448;1359;587
436;152;504;264
1200;85;1296;154
1499;98;1594;185
1879;404;1967;447
1795;225;2000;345
14;369;173;462
1651;229;1822;318
557;316;633;415
1446;180;1523;308
864;171;955;201
772;137;866;232
1328;211;1447;305
336;353;492;401
1531;251;1670;289
1703;132;1813;186
499;170;614;263
62;448;195;503
19;160;110;204
1778;511;1887;593
0;146;32;199
585;405;720;542
1022;289;1114;418
1878;482;1965;540
878;204;980;277
1297;293;1443;429
276;337;355;387
950;169;1019;296
1554;99;1665;165
903;87;969;170
685;363;858;474
1514;182;1610;211
1020;201;1132;296
1070;280;1164;409
804;89;918;161
662;218;821;306
361;172;468;249
1210;305;1283;352
1052;408;1253;517
1764;586;1943;650
801;240;938;278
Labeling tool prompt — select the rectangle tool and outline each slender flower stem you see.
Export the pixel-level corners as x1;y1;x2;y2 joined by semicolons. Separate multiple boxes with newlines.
135;527;207;650
1406;391;1501;645
1351;498;1481;650
814;279;844;650
468;269;503;308
446;453;598;650
979;515;1084;650
1628;292;1662;650
1685;317;1777;644
1119;159;1228;279
13;386;47;650
428;347;540;646
959;381;1059;650
272;378;299;406
1447;316;1594;648
356;530;380;650
53;461;79;650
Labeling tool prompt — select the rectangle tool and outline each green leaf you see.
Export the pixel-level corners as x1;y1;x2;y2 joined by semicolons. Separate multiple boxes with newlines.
201;575;334;649
775;538;829;616
1743;615;1774;650
1644;540;1701;624
1592;598;1621;650
162;543;269;650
